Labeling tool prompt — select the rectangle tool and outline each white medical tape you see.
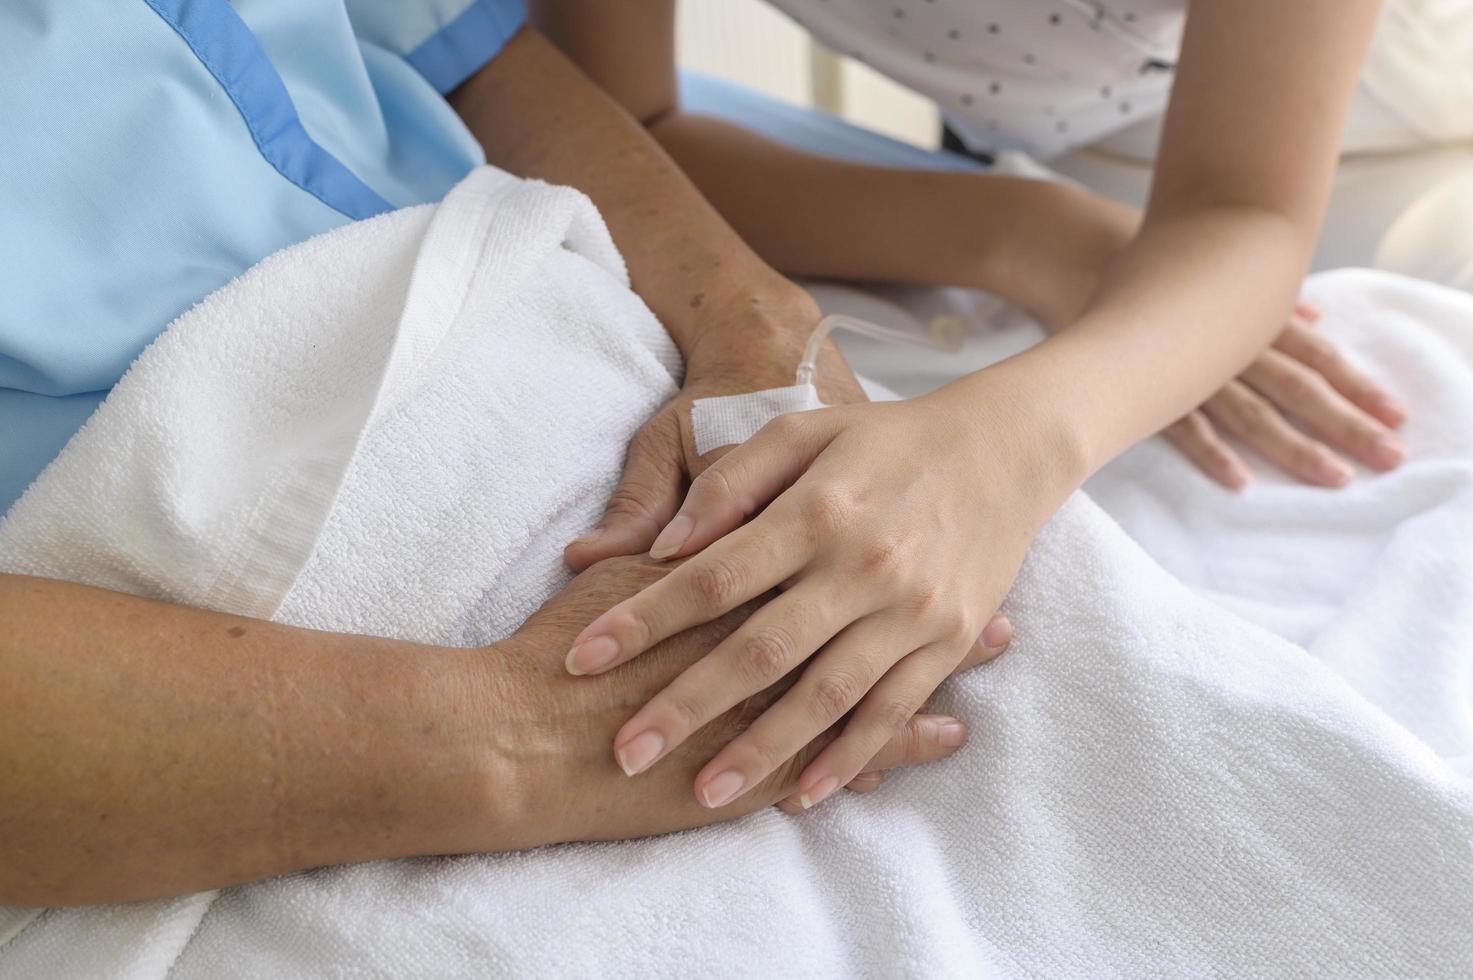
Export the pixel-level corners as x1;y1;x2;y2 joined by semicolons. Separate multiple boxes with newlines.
690;382;826;455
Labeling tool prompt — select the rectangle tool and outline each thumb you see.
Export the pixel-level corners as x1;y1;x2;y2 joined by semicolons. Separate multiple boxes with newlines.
649;409;836;561
565;410;685;571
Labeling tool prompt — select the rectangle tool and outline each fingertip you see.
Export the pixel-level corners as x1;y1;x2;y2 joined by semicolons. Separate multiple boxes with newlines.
1371;394;1409;430
566;635;620;676
613;729;665;777
1295;298;1324;323
795;775;840;811
1204;455;1249;491
570;520;668;568
562;536;599;571
902;714;968;758
696;769;748;809
1315;455;1355;489
934;717;967;751
775;796;806;815
1363;430;1406;470
648;513;695;560
981;615;1012;651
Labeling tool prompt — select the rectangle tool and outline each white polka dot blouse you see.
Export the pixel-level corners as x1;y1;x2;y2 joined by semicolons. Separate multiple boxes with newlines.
766;0;1186;158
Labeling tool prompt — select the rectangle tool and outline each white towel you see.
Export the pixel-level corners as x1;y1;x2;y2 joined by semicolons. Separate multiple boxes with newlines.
2;168;1471;979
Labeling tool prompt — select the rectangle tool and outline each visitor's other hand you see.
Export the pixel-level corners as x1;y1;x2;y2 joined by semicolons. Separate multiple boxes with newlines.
1162;301;1408;489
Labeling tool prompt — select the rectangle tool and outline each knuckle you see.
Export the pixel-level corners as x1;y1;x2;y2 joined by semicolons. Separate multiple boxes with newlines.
592;603;657;653
1179;412;1212;440
1294;332;1338;371
1236;399;1274;436
1354;425;1387;455
1295;446;1328;473
1200;442;1231;469
875;695;919;736
662;689;708;735
622;609;655;651
690;465;738;507
603;486;660;523
631;415;676;458
688;555;745;608
811;670;860;721
950;612;982;646
802;487;858;534
901;717;930;761
766;747;813;795
909;586;942;619
738;624;798;685
857;536;904;576
761;411;805;441
740;730;791;775
1279;367;1325;405
1163;419;1193;446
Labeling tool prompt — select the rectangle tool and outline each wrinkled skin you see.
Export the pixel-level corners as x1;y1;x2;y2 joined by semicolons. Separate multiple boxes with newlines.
482;554;968;847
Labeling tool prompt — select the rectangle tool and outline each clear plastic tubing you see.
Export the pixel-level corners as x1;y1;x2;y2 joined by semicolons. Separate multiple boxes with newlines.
795;313;964;386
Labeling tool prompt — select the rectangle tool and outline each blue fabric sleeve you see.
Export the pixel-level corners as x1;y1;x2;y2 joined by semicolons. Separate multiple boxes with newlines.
347;0;526;93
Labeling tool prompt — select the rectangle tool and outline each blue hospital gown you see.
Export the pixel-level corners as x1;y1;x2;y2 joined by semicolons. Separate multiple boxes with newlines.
0;0;526;514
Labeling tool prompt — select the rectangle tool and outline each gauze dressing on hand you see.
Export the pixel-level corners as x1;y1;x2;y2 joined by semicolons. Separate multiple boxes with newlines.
689;313;962;454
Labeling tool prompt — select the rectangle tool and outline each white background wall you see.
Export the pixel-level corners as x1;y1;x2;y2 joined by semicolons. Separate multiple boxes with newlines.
674;0;942;149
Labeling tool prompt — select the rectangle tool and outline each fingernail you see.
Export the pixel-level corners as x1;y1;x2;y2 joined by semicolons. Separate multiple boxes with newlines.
1319;457;1354;487
615;730;665;776
1372;435;1407;469
565;635;620;675
1219;460;1249;489
699;769;747;809
571;527;604;548
798;775;840;810
938;720;967;749
649;514;694;560
981;615;1012;650
1298;300;1323;322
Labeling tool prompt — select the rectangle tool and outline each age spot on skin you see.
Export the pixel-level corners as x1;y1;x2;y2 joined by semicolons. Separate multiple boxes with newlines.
690;292;705;309
226;626;246;639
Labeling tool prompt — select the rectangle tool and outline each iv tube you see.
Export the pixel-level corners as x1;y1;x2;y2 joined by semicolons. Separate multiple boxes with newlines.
795;313;964;386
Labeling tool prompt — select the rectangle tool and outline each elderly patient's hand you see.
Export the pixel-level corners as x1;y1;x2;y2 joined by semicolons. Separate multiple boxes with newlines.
563;301;866;570
477;555;969;849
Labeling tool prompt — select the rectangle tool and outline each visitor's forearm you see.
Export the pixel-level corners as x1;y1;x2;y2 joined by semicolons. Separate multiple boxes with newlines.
985;0;1374;485
647;111;1139;328
946;204;1306;479
450;30;817;363
0;575;505;906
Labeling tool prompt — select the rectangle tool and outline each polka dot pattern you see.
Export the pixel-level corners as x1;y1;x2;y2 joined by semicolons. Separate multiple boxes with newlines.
767;0;1184;158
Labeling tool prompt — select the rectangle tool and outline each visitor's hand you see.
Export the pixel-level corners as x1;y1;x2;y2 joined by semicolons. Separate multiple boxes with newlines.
477;555;976;848
1162;301;1409;489
559;372;1062;813
561;302;1011;808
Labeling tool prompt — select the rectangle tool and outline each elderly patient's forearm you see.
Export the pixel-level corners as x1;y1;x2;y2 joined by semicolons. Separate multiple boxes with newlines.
0;574;501;907
449;29;817;362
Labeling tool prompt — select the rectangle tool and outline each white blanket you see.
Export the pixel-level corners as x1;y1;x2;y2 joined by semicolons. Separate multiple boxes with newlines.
2;167;1470;978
